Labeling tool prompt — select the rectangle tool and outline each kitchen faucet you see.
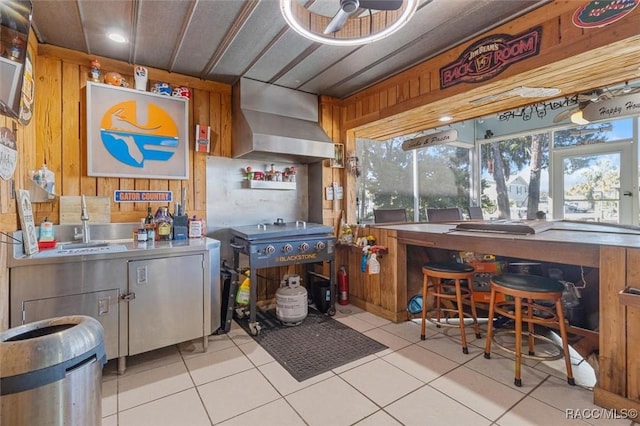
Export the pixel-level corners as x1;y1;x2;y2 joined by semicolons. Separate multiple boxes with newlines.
74;194;91;243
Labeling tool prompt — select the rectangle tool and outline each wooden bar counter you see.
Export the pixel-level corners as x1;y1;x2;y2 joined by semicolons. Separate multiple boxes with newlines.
336;220;640;414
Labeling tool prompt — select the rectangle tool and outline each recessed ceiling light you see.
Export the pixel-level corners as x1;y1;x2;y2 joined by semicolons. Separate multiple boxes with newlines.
108;32;127;43
439;115;452;122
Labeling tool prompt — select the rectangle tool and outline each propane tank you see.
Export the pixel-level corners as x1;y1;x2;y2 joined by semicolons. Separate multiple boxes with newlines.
276;274;308;325
338;266;349;305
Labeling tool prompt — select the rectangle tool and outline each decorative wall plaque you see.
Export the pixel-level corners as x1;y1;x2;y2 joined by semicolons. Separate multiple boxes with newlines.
86;82;189;179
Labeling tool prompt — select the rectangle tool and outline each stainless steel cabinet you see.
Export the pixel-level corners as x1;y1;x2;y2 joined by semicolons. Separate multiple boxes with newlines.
22;289;120;359
127;254;205;355
10;258;128;359
10;250;211;366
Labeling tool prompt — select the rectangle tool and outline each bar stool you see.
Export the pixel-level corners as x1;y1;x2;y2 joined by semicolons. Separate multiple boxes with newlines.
483;273;575;387
420;262;481;354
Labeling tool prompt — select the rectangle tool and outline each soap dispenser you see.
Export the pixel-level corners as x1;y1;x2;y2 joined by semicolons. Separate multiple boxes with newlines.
39;217;54;242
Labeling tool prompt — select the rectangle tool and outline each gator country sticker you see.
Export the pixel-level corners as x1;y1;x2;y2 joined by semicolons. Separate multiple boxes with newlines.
572;0;639;29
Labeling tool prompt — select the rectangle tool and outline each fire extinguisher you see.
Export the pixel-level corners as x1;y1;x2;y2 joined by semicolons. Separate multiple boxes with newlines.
338;266;349;305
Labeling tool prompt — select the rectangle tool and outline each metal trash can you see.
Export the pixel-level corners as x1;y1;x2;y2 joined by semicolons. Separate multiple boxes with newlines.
0;315;107;426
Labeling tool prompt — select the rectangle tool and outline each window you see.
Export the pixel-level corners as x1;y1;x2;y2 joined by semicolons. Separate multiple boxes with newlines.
553;118;633;149
355;136;471;223
480;133;550;220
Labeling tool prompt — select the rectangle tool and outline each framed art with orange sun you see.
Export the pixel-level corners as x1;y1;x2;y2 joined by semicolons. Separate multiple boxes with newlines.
86;82;189;179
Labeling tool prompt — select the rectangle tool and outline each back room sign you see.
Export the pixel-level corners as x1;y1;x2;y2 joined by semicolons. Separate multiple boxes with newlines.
440;26;542;90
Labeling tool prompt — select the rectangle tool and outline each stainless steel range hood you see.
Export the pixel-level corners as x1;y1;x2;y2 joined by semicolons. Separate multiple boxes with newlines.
232;78;334;164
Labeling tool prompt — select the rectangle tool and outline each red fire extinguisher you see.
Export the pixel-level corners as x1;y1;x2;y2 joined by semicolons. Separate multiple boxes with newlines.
338;266;349;305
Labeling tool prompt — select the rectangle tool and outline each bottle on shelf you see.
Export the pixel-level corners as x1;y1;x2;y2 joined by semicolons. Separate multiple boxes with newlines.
145;206;154;224
136;219;148;243
154;206;173;240
144;207;156;241
188;215;204;238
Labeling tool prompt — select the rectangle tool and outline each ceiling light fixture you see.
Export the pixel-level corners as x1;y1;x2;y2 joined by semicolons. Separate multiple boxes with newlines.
622;81;631;94
438;115;452;122
279;0;418;46
570;110;590;125
107;32;127;43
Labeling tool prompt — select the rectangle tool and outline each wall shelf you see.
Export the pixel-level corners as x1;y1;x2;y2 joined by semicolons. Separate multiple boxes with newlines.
27;179;56;202
244;180;296;190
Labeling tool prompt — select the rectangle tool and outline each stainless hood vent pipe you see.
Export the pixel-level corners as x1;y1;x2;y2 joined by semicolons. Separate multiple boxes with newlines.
232;78;334;164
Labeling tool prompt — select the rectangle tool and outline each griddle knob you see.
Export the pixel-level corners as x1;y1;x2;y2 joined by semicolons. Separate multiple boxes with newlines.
298;242;309;252
315;241;326;251
264;245;275;255
282;243;293;253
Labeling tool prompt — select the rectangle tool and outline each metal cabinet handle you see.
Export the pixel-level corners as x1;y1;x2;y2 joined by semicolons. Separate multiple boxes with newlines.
121;292;136;302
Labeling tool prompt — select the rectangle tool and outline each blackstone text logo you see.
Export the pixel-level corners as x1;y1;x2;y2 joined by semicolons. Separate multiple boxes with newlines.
99;101;179;168
439;26;542;89
277;254;318;263
572;0;639;29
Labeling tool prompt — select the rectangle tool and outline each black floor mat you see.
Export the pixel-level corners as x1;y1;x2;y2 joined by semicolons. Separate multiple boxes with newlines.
236;308;387;382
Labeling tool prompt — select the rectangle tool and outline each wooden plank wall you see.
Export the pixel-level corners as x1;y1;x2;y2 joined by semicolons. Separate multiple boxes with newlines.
0;44;232;330
319;96;345;231
597;247;627;398
625;248;640;404
340;2;640;140
31;45;232;226
0;34;38;331
594;246;640;412
327;0;640;225
334;226;402;321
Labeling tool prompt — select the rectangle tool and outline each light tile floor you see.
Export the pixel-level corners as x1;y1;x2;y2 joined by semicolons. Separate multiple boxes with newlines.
102;305;638;426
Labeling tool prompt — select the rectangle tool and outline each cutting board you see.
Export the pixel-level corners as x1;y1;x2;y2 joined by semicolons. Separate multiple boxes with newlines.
59;196;111;224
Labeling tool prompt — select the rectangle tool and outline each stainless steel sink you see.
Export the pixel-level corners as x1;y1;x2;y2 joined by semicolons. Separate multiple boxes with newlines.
58;241;110;250
32;243;128;258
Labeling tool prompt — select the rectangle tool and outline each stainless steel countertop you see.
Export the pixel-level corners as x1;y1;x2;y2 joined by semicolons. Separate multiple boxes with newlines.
8;237;220;268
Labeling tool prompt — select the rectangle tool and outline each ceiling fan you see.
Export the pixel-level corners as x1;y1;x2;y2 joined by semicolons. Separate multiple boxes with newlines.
553;83;640;123
323;0;404;35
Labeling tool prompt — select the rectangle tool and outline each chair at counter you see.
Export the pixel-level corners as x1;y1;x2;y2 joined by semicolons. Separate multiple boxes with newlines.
373;208;407;224
426;207;463;222
467;206;484;220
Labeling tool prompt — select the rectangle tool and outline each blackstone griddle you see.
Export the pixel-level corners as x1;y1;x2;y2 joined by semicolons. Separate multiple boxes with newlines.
230;220;336;335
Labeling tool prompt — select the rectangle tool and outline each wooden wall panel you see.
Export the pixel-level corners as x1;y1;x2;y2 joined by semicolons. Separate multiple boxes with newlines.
325;1;640;224
598;246;627;397
338;1;640;144
0;45;232;227
625;248;640;403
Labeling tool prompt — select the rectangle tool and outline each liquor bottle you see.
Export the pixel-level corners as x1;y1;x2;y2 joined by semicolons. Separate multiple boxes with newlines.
145;207;154;224
154;206;173;240
136;219;148;243
145;207;156;241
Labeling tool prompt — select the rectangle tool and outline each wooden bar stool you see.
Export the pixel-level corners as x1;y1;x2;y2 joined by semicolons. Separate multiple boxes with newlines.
421;262;481;354
483;273;575;387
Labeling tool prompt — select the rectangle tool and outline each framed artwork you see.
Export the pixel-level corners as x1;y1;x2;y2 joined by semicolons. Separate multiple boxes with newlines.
86;82;189;179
